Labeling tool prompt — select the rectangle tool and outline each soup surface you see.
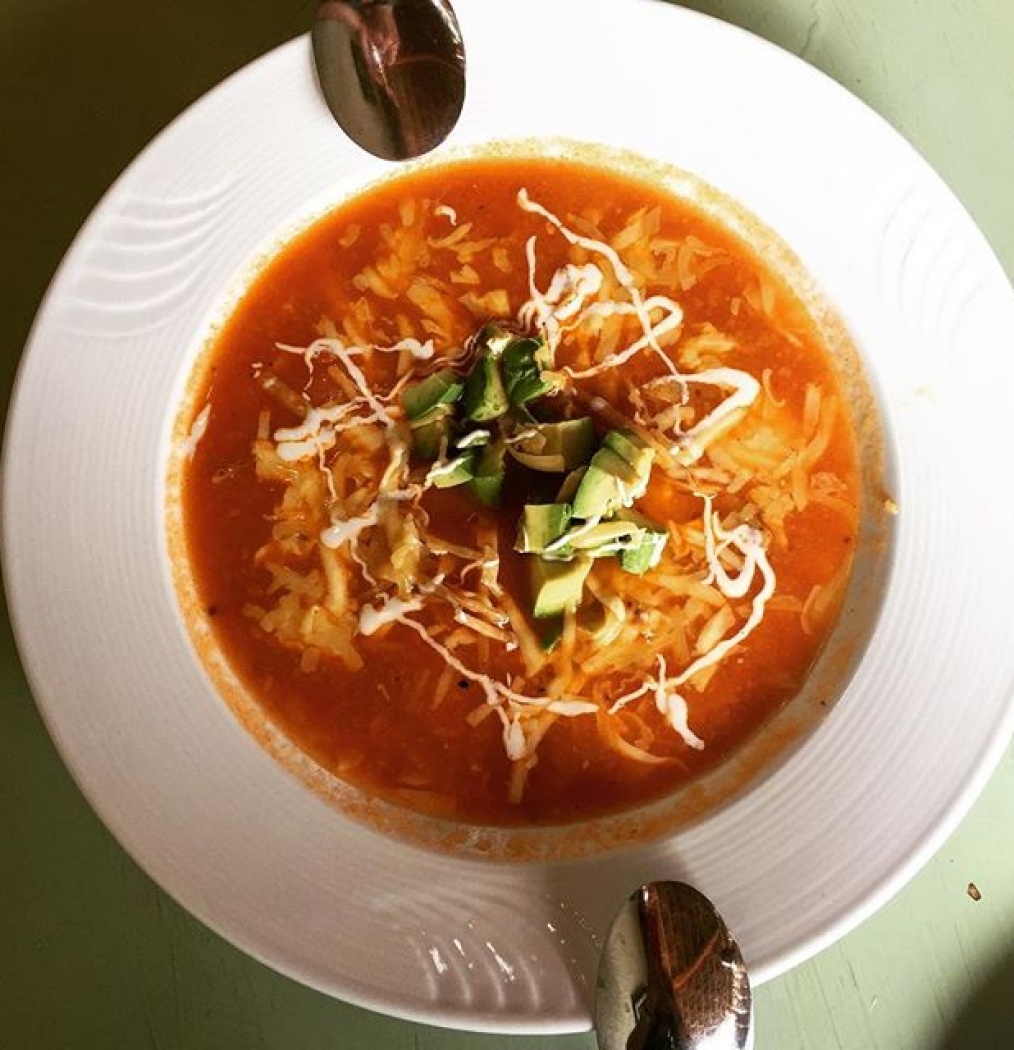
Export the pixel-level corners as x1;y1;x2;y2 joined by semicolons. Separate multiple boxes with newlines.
181;156;860;826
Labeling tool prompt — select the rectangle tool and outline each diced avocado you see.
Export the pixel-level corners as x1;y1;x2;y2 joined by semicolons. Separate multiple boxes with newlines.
500;336;541;368
509;418;595;472
468;442;506;507
509;448;568;473
603;428;655;478
571;463;621;520
570;443;652;515
507;368;557;407
409;405;453;460
530;556;593;619
556;467;586;503
402;369;464;421
515;503;573;553
593;446;642;487
603;428;646;463
463;353;509;422
547;418;595;458
568;520;641;552
619;521;668;574
428;452;476;488
545;418;595;463
501;336;559;405
469;475;502;505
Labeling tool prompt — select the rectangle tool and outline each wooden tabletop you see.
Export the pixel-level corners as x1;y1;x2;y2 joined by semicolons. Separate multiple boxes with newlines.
2;2;1013;1047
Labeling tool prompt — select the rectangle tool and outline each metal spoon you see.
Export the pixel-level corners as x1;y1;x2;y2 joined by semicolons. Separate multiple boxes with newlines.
312;0;466;161
596;881;753;1050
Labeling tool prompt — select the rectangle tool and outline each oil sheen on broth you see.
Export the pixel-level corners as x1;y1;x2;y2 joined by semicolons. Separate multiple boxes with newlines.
182;157;860;826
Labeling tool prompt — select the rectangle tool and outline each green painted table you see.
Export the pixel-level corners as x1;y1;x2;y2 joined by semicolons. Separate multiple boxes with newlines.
2;2;1013;1047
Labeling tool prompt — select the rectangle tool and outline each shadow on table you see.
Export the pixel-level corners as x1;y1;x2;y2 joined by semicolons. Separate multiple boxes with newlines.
668;0;873;97
670;0;825;57
935;948;1014;1050
0;0;309;430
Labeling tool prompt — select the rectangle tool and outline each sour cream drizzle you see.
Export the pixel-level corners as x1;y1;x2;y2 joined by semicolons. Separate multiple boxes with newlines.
262;191;780;766
516;190;763;462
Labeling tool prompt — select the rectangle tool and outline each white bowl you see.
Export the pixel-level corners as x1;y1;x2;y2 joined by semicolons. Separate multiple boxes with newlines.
5;0;1014;1034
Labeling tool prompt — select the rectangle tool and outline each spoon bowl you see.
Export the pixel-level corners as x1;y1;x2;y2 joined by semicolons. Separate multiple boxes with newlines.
312;0;466;160
596;882;752;1050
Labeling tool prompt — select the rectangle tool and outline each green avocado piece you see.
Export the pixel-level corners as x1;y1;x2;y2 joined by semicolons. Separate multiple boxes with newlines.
402;369;464;421
468;441;506;507
574;444;652;510
568;520;641;552
509;448;568;473
571;463;621;520
501;336;541;367
515;503;573;553
502;336;559;405
530;555;593;618
463;353;509;422
603;428;646;462
510;418;595;472
620;529;668;574
508;368;557;407
615;509;668;574
593;446;642;487
556;467;586;503
429;451;477;488
546;418;595;463
409;404;454;460
604;428;656;479
469;475;502;505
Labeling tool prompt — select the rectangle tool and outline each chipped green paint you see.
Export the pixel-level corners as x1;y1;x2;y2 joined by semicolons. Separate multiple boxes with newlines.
1;2;1013;1048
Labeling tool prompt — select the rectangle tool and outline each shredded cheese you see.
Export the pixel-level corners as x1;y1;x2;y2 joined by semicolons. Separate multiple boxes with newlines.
242;188;802;788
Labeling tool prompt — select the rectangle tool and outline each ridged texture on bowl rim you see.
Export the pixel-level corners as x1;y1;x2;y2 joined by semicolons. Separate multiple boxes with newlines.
4;0;1014;1033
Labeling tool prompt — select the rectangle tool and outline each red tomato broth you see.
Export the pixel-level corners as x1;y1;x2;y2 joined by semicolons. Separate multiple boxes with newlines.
183;156;860;826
